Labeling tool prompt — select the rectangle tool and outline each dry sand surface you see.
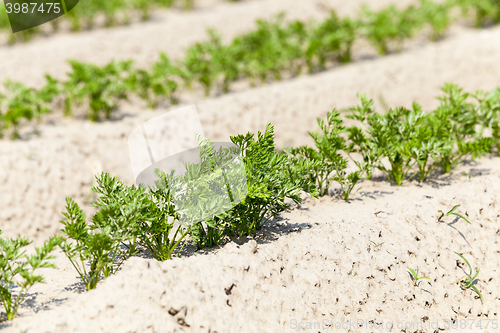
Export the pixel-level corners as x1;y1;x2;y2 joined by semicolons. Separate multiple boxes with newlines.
1;0;500;331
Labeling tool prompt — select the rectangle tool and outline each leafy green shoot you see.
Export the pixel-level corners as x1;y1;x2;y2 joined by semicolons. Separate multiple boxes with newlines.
438;205;471;224
407;266;431;286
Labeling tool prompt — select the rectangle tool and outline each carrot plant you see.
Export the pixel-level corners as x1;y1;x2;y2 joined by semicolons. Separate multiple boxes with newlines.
59;197;125;290
456;0;500;27
59;172;160;289
347;95;426;185
0;231;63;321
183;35;220;96
216;123;318;240
470;88;500;155
419;0;455;40
305;11;357;71
136;170;193;261
345;94;380;181
358;4;423;54
233;14;303;85
286;110;348;196
131;52;183;108
160;137;247;249
285;110;365;200
429;84;493;173
438;205;471;224
0;79;55;139
206;30;242;94
90;172;159;257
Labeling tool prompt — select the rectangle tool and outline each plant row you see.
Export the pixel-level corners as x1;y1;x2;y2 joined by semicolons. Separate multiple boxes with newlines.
0;0;243;44
2;0;500;138
1;83;497;320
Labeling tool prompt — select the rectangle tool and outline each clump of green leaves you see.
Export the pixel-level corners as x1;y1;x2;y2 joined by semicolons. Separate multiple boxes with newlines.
159;137;247;249
347;95;424;185
286;110;365;201
429;84;493;174
59;172;159;290
286;110;348;196
438;204;471;224
456;0;500;28
139;172;191;261
358;4;423;55
63;60;135;121
59;197;124;291
60;168;203;285
419;0;454;41
454;252;483;304
345;94;380;181
0;231;63;321
407;266;431;286
183;33;221;96
469;88;500;156
345;84;497;185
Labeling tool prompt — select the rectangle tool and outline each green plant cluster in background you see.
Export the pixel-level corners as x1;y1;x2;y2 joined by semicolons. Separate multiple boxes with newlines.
0;231;63;321
1;85;491;319
2;0;500;137
0;0;243;43
2;0;497;322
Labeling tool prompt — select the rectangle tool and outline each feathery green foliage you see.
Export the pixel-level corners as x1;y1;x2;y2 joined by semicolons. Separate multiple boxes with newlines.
5;0;500;131
62;60;135;121
455;252;483;304
218;123;318;240
407;266;431;286
0;231;63;321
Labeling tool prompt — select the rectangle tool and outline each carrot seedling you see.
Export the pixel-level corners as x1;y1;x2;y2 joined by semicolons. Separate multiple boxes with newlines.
438;205;471;224
407;266;430;286
455;252;483;304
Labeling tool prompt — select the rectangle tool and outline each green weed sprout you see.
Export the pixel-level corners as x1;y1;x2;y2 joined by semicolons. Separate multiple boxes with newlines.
59;197;123;291
0;231;63;321
455;252;483;304
438;205;471;224
407;266;430;286
286;110;351;197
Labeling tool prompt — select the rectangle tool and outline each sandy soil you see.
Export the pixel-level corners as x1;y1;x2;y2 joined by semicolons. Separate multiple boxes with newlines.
0;0;499;331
